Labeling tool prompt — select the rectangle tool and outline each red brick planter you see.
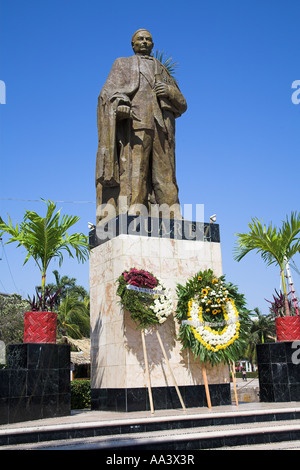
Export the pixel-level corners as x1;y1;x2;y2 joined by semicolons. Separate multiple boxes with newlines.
275;316;300;342
23;311;57;344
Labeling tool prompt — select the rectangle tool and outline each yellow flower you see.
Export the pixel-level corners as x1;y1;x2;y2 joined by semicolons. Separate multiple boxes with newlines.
216;298;221;303
201;288;208;296
198;276;202;281
212;278;218;284
212;309;218;315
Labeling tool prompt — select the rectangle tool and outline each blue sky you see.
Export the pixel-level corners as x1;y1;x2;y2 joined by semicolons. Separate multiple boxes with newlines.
0;0;300;314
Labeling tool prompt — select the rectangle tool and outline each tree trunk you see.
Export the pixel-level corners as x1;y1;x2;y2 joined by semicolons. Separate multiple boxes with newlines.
41;273;46;310
281;269;290;316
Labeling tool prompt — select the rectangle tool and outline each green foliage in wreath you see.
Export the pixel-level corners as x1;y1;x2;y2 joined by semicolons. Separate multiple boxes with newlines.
175;269;251;366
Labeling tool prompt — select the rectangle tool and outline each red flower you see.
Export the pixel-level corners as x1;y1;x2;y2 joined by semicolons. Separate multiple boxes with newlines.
123;268;157;289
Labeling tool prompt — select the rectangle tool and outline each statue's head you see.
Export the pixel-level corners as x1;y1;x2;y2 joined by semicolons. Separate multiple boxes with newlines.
131;29;153;56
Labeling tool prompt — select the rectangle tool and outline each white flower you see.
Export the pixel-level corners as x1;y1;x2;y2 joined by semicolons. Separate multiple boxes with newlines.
149;281;173;325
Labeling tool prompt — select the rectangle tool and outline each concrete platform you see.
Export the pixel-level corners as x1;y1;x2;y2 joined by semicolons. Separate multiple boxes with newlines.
0;400;293;431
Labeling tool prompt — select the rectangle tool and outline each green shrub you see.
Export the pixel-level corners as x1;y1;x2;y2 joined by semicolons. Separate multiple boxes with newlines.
71;379;91;409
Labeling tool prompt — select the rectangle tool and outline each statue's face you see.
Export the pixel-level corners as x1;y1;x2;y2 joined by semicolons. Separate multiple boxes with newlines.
132;31;153;55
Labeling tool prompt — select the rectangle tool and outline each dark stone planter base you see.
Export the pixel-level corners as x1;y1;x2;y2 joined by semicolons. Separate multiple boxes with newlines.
256;341;300;402
0;343;70;424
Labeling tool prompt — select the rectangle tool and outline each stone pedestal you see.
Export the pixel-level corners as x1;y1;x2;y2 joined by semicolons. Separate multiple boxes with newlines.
89;217;231;411
257;342;300;402
0;343;70;424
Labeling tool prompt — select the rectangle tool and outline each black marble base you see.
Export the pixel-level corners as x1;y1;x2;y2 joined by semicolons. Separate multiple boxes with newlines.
257;342;300;402
91;383;231;412
89;215;220;247
0;343;70;424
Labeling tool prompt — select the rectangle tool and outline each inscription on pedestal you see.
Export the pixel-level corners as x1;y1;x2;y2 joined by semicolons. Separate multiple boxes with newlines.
89;215;220;248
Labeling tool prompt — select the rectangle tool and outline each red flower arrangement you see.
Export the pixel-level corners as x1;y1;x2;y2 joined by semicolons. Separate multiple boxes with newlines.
123;268;158;289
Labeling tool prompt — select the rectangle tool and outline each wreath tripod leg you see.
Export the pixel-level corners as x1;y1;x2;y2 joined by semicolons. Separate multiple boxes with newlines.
155;328;186;411
230;361;239;406
141;329;154;414
201;363;212;408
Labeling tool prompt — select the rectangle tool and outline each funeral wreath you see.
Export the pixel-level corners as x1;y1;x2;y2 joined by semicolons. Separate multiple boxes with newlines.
116;268;173;329
175;269;248;365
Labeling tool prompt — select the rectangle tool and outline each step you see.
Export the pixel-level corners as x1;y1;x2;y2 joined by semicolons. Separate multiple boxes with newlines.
1;406;300;450
220;440;300;450
2;418;300;450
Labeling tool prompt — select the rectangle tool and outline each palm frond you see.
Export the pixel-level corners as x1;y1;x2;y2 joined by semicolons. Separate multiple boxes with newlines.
57;295;90;338
152;49;179;79
234;217;286;268
280;212;300;264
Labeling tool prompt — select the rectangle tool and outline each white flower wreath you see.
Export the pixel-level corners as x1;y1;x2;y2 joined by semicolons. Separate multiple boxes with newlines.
185;297;240;352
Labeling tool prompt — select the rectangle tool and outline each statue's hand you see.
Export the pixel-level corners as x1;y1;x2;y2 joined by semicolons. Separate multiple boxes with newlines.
116;105;141;122
154;82;170;98
116;105;131;120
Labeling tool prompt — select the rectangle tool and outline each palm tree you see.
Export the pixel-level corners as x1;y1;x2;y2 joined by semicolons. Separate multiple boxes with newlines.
243;308;275;366
250;307;276;344
0;199;89;309
57;295;90;339
234;212;300;316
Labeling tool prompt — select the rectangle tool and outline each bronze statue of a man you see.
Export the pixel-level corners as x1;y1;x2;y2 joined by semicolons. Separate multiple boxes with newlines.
96;29;187;223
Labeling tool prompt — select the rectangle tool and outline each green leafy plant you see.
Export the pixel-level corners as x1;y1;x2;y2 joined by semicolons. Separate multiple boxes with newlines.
70;379;91;409
0;199;89;310
234;212;300;317
0;293;28;343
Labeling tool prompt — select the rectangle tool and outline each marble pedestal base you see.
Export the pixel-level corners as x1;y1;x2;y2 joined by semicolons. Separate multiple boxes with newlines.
90;231;230;411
